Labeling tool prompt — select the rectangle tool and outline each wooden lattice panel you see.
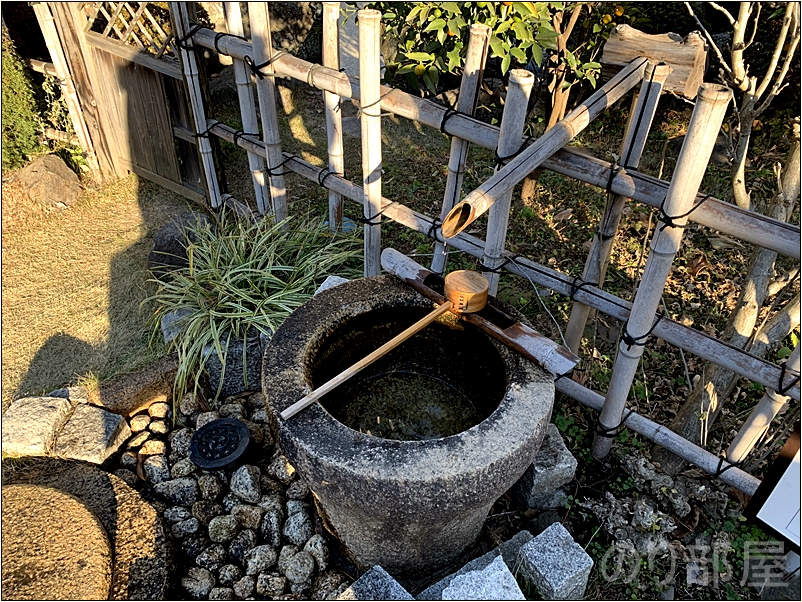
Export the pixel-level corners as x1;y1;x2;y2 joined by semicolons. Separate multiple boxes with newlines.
82;2;176;59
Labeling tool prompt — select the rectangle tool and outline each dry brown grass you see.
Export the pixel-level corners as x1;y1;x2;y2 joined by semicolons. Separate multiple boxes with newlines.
1;173;190;411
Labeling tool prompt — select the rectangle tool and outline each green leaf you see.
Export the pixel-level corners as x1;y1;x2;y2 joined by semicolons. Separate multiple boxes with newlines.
501;51;511;74
489;34;506;57
777;346;792;359
512;21;532;41
531;43;542;66
510;46;527;62
586;72;596;87
593;23;601;33
404;51;434;62
422;68;438;94
495;20;512;34
446;42;464;71
424;18;447;32
437;27;447;44
441;2;461;15
513;2;534;16
583;61;601;69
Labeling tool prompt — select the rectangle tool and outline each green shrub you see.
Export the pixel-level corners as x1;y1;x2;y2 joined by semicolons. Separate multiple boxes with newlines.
2;27;40;172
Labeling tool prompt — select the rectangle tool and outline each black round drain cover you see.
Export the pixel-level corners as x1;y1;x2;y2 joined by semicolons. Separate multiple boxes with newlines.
189;418;250;470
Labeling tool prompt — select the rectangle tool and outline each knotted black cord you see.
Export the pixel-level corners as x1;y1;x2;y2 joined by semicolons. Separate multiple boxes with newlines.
175;24;207;51
192;122;217;139
656;194;712;232
232;130;260;146
427;217;445;244
244;51;287;79
712;453;743;478
621;311;666;351
494;134;537;170
266;154;295;178
440;107;461;134
595;408;636;439
554;369;574;382
778;360;801;396
359;202;396;227
569;276;598;301
480;257;514;274
213;31;248;56
317;168;343;189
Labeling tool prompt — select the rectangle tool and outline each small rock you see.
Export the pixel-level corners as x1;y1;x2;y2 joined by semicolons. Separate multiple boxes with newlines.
209;587;235;600
257;572;287;597
260;478;284;496
54;404;132;464
286;480;310;500
230;465;261;503
442;555;524;600
143;454;171;484
246;393;265;410
182;566;215;599
283;508;313;546
45;385;89;403
199;474;224;500
196;543;228;571
169;427;194;459
233;575;255;599
130;414;151;432
518;522;593;600
127;431;151;449
149;420;170;435
182;532;212;558
284;551;315;584
290;579;312;595
171;457;196;479
221;492;239;512
165;506;193;524
250;407;269;423
149;401;171;419
260;509;283;548
336;565;413;600
286;500;307;516
154;477;199;505
241;420;264;444
244;545;278;575
113;468;138;486
180;393;200;416
304;534;329;571
312;570;349;600
266;455;296;484
219;403;247;420
120;451;138;469
196;411;221;430
228;528;258;564
209;514;240;542
277;545;299;575
219;564;243;587
193;500;225;525
140;439;167;456
172;517;200;539
258;494;285;515
232;504;265;530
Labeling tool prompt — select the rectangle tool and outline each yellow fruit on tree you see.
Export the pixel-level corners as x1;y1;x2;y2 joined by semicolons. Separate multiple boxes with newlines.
602;14;612;24
414;64;426;76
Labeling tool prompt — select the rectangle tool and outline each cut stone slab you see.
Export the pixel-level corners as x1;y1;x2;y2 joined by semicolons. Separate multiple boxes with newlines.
336;566;414;600
518;522;593;600
94;354;178;416
512;423;577;509
442;555;525;600
417;530;534;600
54;404;132;464
1;396;72;457
2;484;112;600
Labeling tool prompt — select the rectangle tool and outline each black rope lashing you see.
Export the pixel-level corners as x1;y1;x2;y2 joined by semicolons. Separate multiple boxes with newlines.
266;155;295;178
778;360;800;396
213;31;247;56
494;134;536;170
656;194;712;232
232;130;260;146
569;276;597;302
621;312;665;351
604;160;621;196
317;168;343;189
244;51;287;79
595;408;635;439
480;257;512;274
712;454;742;479
192;122;217;139
175;24;207;51
440;107;460;134
427;217;445;244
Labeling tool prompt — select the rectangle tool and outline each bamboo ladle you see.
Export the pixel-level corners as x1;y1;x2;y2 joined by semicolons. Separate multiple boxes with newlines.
280;270;489;420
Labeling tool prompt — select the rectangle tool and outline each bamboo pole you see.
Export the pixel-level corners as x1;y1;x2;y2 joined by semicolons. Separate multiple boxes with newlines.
322;2;345;231
358;9;383;277
170;2;222;207
440;58;649;239
247;1;288;221
223;2;269;215
32;2;101;175
208;121;799;402
591;84;733;460
726;345;801;463
483;69;534;295
191;29;800;259
565;62;671;353
430;23;491;275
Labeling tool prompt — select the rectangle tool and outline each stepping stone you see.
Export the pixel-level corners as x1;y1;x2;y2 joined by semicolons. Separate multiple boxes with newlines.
1;396;72;457
2;484;112;600
54;404;131;464
442;555;525;600
337;566;414;600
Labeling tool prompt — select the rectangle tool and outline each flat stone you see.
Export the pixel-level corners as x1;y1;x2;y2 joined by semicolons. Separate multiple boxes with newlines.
442;555;524;600
54;404;132;464
2;484;112;600
244;544;278;575
417;530;534;600
161;308;194;344
94;355;178;416
130;414;152;432
206;335;265;400
183;566;215;599
149;401;171;419
209;514;240;542
149;419;170;435
140;438;167;456
230;465;261;502
127;430;151;449
154;477;199;506
517;522;593;600
512;423;577;508
337;565;413;600
143;454;171;484
2;396;72;457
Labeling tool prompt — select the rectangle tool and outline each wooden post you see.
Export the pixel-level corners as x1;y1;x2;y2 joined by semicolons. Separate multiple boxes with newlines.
247;1;288;222
430;23;491;274
726;345;801;463
170;2;222;207
482;69;534;295
322;2;345;231
358;9;382;277
591;84;733;460
223;2;269;215
564;62;671;353
441;58;648;239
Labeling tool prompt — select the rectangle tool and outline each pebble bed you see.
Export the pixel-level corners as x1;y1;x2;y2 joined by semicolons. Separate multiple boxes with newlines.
112;391;352;600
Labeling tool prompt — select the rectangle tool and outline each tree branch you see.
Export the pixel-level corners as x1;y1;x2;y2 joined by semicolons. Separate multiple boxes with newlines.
708;1;736;25
731;2;753;91
754;2;795;99
744;2;761;49
686;2;733;76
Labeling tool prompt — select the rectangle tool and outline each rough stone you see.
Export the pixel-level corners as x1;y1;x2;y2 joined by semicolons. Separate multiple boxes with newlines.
130;414;152;432
46;385;89;403
95;355;178;416
140;438;167;456
284;550;315;584
197;411;221;429
193;500;225;526
126;430;151;449
442;555;525;600
206;334;265;399
6;154;82;209
222;492;239;512
250;407;270;423
242;419;264;443
266;455;296;484
149;419;170;435
291;578;313;595
114;468;138;486
182;533;212;558
244;545;279;575
171;457;197;479
286;479;310;500
199;473;225;500
257;572;287;597
209;586;235;600
1;484;112;600
529;509;562;536
258;493;286;515
219;564;243;587
120;450;138;469
304;534;329;572
169;427;194;459
220;402;247;420
149;401;171;419
312;570;350;600
143;454;171;484
233;575;255;599
154;477;199;506
52;404;131;464
278;545;300;574
180;392;200;416
2;396;72;457
197;543;228;571
512;423;577;509
418;530;534;600
260;508;283;548
148;212;211;275
209;514;240;542
232;504;266;530
228;528;258;564
286;499;307;516
172;517;200;539
230;465;261;502
165;505;193;524
518;522;593;600
283;508;314;546
336;565;413;600
182;566;215;599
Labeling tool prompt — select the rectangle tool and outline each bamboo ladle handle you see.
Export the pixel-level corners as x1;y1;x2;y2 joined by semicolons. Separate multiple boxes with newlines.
280;301;454;420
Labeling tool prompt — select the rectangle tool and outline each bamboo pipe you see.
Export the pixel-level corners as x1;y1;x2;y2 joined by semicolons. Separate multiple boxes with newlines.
223;2;269;215
726;345;800;463
431;23;491;274
592;84;733;460
483;69;534;296
208;122;800;402
358;9;383;277
191;29;799;259
247;1;288;221
440;58;648;239
564;62;671;353
322;2;345;231
280;301;454;420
